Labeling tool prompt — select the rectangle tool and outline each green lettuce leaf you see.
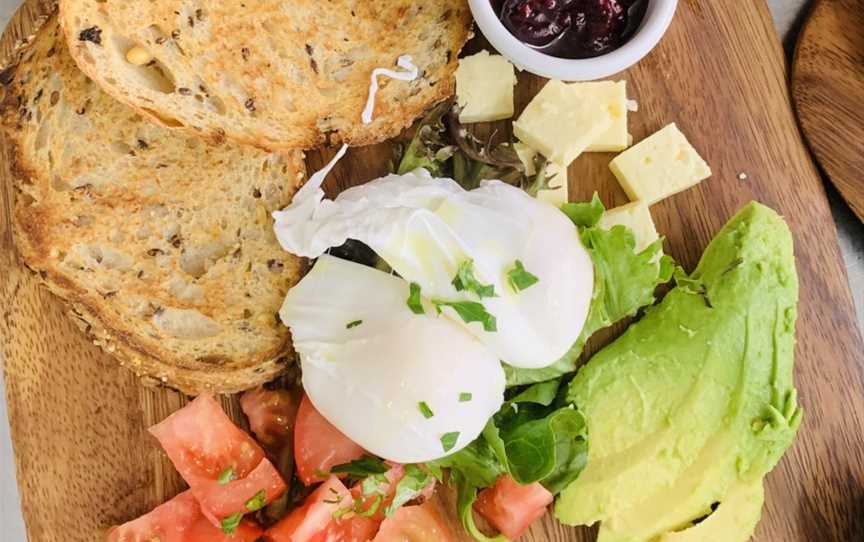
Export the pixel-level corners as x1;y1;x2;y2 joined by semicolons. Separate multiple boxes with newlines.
560;193;605;228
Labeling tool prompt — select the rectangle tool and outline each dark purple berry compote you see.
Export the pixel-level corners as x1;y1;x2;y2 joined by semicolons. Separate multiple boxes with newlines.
492;0;648;59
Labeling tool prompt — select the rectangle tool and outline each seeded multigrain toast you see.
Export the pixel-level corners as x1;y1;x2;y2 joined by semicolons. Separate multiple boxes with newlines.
3;16;307;394
58;0;472;150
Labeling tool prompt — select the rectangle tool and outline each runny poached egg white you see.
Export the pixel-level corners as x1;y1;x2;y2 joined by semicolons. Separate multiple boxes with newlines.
279;255;506;463
273;170;594;369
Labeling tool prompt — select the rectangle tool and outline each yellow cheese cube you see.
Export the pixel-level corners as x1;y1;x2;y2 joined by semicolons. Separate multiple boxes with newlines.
598;201;659;252
513;80;614;166
455;51;516;123
536;164;569;207
584;81;629;152
610;123;712;205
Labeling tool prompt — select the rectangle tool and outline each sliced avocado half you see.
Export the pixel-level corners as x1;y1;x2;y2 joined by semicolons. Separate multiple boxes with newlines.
555;202;802;541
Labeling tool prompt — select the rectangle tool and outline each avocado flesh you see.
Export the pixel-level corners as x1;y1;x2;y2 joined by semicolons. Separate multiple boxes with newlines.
656;481;765;542
555;202;802;541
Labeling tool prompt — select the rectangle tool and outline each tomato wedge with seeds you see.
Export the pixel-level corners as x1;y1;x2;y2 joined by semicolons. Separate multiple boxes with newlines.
150;395;287;525
474;475;553;540
372;501;455;542
107;490;263;542
295;394;366;486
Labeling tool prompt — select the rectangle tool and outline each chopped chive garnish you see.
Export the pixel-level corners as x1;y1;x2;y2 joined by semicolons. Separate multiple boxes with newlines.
245;489;267;512
217;466;236;485
406;282;425;314
346;319;363;329
452;259;496;298
220;513;243;535
433;300;497;332
507;260;540;292
440;432;460;453
459;392;473;402
418;401;434;419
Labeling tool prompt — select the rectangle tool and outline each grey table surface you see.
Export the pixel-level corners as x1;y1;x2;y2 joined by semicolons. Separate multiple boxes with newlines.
0;1;861;540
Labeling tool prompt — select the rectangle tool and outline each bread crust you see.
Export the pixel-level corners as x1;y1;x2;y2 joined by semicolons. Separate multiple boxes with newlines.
59;0;473;150
3;14;307;394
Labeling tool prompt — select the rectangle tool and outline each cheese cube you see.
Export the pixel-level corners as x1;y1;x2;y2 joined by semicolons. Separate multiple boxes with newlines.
609;124;712;205
536;163;569;207
455;51;517;123
584;81;629;152
598;201;659;252
513;80;614;166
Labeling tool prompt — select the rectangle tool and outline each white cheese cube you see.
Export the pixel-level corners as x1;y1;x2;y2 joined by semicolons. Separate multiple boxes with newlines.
513;80;614;166
609;123;712;205
455;51;517;123
535;163;569;207
598;201;660;252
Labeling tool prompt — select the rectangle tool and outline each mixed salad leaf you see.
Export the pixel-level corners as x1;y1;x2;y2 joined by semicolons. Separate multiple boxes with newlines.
393;100;556;195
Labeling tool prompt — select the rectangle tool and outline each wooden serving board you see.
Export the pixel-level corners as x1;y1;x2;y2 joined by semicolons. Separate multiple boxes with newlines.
792;0;864;222
2;1;864;541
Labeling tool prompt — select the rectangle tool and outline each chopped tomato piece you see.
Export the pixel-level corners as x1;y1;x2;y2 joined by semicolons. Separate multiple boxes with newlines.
295;394;366;486
194;457;287;521
322;513;381;542
185;517;263;542
474;476;553;540
264;476;353;542
240;386;300;453
150;395;287;524
372;501;455;542
107;490;263;542
241;386;302;523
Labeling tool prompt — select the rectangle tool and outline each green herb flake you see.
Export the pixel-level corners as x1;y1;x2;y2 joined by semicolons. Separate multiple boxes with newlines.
220;512;243;535
245;489;267;512
407;282;425;315
452;259;496;299
217;466;236;485
507;260;540;292
346;319;363;329
433;300;497;332
441;431;460;453
459;392;473;402
331;455;389;477
418;401;435;419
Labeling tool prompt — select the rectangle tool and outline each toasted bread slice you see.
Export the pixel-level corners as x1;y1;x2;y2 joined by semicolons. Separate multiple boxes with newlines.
3;15;307;395
58;0;472;150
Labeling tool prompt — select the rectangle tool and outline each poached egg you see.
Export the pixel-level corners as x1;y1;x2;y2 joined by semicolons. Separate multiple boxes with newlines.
279;255;506;463
274;170;594;369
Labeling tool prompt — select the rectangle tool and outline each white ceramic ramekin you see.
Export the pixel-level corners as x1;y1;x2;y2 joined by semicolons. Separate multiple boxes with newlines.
468;0;678;81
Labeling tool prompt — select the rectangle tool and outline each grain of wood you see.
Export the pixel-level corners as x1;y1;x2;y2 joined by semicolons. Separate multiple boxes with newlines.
1;1;864;541
792;0;864;222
